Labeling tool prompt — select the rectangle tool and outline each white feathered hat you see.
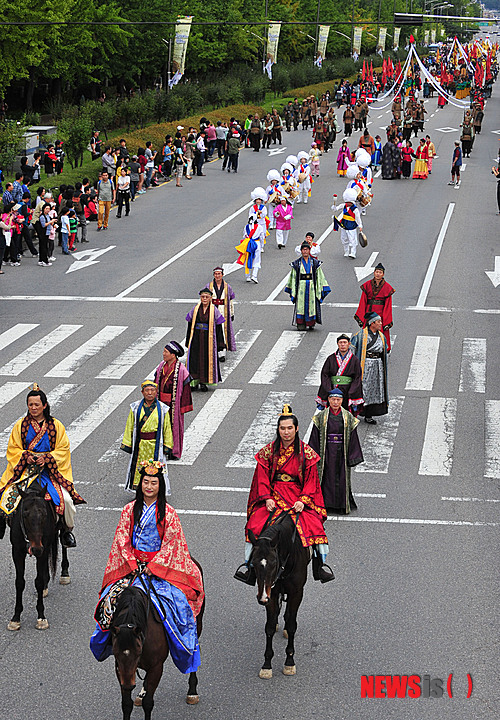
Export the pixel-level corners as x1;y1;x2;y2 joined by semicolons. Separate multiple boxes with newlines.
356;150;372;168
267;169;281;182
343;188;359;203
285;154;298;167
297;151;309;162
346;164;361;179
251;186;267;201
280;162;293;174
354;147;366;160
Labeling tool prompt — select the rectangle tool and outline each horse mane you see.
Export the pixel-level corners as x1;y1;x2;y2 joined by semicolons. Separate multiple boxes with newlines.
112;587;148;635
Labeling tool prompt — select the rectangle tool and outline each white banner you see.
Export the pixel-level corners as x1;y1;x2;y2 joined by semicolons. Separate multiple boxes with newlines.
353;26;363;55
431;29;436;44
172;16;193;77
317;25;330;62
393;27;401;50
266;22;281;65
377;27;387;53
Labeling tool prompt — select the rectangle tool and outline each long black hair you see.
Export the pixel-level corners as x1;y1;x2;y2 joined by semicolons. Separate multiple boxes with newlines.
26;389;52;422
133;469;167;528
273;413;300;458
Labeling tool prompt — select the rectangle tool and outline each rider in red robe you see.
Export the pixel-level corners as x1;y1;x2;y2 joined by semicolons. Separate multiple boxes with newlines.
354;262;395;351
234;408;334;584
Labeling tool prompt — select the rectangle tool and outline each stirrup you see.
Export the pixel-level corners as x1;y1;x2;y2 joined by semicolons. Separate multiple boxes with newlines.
234;563;256;586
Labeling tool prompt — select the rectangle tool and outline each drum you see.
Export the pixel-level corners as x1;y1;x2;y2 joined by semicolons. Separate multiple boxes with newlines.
298;172;307;183
358;193;371;207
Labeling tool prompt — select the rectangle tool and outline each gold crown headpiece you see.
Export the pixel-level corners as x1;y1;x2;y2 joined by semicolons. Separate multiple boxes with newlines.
29;383;40;392
280;404;294;417
140;459;165;476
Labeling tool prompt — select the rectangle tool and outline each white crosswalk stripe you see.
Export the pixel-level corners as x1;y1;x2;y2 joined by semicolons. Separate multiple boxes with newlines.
98;435;123;463
66;385;136;451
484;401;500;478
0;324;82;376
46;325;127;378
177;389;242;465
96;327;172;380
249;331;303;384
227;391;296;468
405;336;440;391
303;332;345;386
459;338;486;393
419;397;457;476
355;396;405;474
221;329;262;383
0;323;39;352
0;383;81;457
0;382;31;409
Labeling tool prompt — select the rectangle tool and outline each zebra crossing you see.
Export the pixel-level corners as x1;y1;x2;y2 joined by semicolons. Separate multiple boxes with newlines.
0;322;498;478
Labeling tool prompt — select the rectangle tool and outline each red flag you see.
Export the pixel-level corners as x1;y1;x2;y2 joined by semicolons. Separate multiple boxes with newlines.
369;61;374;82
362;60;366;81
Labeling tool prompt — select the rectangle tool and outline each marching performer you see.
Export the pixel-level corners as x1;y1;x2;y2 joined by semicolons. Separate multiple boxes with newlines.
309;142;322;177
332;188;363;259
296;151;312;204
249;187;270;240
279;162;298;206
266;169;282;229
273;194;294;249
235;211;266;284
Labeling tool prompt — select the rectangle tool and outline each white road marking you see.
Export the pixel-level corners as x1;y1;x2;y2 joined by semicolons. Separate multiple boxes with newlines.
374;168;381;178
484;401;500;478
96;327;171;379
415;203;455;308
459;338;486;393
377;114;383;118
303;332;345;386
441;496;500;504
46;326;127;378
0;324;82;376
0;324;39;352
81;506;499;527
354;251;380;282
355;396;405;474
461;163;466;171
405;336;440;391
98;435;123;463
419;397;457;476
227;391;296;468
116;201;252;298
66;245;115;274
0;382;81;457
66;385;136;451
193;485;249;492
354;493;386;498
221;330;262;383
249;332;303;384
485;257;500;288
0;382;32;410
177;389;242;465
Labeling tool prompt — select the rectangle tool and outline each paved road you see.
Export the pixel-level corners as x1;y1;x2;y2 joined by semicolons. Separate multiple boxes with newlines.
0;73;498;720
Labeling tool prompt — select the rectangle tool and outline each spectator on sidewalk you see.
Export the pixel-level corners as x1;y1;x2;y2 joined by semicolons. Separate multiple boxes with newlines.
101;146;115;176
96;171;115;231
144;141;157;188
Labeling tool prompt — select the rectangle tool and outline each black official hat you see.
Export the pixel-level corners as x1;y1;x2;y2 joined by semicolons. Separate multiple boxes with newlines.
374;262;385;272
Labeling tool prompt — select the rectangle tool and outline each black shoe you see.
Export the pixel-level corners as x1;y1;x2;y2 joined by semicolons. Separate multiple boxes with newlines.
312;555;335;583
364;417;377;425
61;530;77;548
234;564;256;586
199;383;208;392
0;513;6;540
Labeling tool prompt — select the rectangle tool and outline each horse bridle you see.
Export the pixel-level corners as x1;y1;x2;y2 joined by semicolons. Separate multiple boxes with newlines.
260;511;300;588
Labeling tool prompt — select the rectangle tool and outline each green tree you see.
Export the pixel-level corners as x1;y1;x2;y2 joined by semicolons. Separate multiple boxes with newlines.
58;115;93;168
0;119;28;171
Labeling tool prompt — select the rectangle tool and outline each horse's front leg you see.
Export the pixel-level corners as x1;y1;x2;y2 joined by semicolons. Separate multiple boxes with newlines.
35;553;49;629
282;586;304;676
59;544;70;585
186;671;199;704
142;665;163;720
259;594;279;679
120;687;134;720
8;544;26;630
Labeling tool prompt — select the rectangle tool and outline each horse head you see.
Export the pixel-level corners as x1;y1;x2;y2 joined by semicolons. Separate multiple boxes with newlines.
20;484;50;558
111;588;148;691
248;528;280;606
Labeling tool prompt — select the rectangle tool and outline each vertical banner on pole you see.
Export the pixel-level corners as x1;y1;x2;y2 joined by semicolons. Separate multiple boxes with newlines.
170;16;193;87
377;27;387;55
353;27;363;59
431;29;436;44
315;25;330;67
424;30;430;46
393;27;401;50
265;21;282;79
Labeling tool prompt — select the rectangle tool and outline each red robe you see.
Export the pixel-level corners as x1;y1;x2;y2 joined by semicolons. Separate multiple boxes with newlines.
354;278;395;350
245;440;328;548
100;501;204;617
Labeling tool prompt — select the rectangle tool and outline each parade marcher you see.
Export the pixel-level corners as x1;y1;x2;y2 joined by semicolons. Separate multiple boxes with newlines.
354;262;395;351
186;289;225;390
401;141;416;178
381;139;399;179
266;169;281;229
316;334;364;413
351;312;389;424
249;187;270;239
279;162;298;206
90;461;204;673
309;389;364;514
296;151;312;204
309;142;321;176
273;195;294;249
425;134;437;172
449;141;462;187
234;406;334;585
343;106;354;136
412;138;429;179
336;139;352;176
153;342;193;461
204;266;236;362
121;381;173;492
235;212;266;283
0;385;85;547
284;242;331;330
294;230;320;258
332;188;363;258
249;114;262;152
371;135;382;171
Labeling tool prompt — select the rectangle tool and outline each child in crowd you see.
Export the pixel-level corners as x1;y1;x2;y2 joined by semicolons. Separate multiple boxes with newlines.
60;207;71;255
68;209;78;251
47;202;58;261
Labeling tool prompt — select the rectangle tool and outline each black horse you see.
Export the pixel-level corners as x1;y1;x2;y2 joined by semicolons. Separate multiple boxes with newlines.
110;565;205;720
248;513;310;679
7;481;70;631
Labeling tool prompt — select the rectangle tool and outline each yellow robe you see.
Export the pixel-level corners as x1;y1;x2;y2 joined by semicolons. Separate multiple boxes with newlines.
121;402;173;492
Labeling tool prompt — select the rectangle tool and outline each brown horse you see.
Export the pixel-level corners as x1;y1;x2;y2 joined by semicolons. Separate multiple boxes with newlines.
110;568;204;720
7;481;70;631
248;513;310;679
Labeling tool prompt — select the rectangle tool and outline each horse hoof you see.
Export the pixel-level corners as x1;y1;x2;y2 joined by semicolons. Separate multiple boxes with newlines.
7;620;21;631
59;575;71;585
259;668;272;679
283;629;288;639
133;697;143;707
283;665;296;676
36;618;49;630
186;695;199;705
43;588;49;598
